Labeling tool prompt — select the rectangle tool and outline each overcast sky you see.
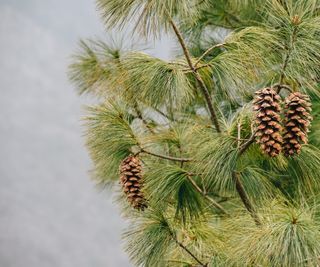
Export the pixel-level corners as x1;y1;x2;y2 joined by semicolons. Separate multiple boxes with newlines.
0;1;172;266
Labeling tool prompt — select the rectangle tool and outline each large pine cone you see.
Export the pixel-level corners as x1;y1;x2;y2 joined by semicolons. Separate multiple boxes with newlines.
253;87;283;157
119;155;147;210
283;92;312;156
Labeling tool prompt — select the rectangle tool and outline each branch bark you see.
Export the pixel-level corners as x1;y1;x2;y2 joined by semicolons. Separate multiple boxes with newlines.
168;18;221;133
169;231;207;267
186;175;229;215
277;26;299;92
239;133;256;156
233;171;262;226
194;43;225;67
134;104;156;134
234;133;263;225
140;149;192;162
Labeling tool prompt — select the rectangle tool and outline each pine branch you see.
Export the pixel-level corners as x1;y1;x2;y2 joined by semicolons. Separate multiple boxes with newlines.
140;148;192;162
134;103;156;134
151;106;174;121
273;83;293;93
186;174;229;215
183;63;212;73
233;171;262;226
168;17;221;133
194;43;225;67
234;133;263;225
168;230;208;267
239;133;256;156
277;25;299;92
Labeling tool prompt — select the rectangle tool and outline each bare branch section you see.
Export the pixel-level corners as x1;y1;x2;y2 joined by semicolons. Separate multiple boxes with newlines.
239;133;256;155
277;25;299;93
233;171;262;226
168;229;208;267
134;103;156;134
140;148;192;162
194;43;225;67
186;175;229;215
168;17;221;133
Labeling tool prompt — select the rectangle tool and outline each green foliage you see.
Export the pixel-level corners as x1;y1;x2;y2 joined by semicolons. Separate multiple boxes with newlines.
227;200;320;266
145;163;204;222
285;145;320;195
210;26;278;100
71;0;320;265
263;0;320;94
69;39;121;96
123;209;174;266
191;131;238;193
97;0;204;36
119;52;194;109
85;101;138;185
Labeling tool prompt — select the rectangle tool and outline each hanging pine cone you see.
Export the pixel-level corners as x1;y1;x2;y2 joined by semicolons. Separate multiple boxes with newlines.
119;155;147;210
253;87;283;157
283;92;312;156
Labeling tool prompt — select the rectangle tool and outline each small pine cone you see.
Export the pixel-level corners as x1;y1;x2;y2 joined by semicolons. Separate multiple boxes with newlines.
119;155;147;210
283;92;312;156
253;87;283;157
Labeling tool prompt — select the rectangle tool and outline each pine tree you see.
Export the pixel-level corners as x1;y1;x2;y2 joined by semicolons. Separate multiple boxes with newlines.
69;0;320;266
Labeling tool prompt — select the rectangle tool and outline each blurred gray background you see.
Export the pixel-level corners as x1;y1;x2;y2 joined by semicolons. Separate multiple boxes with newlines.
0;1;172;266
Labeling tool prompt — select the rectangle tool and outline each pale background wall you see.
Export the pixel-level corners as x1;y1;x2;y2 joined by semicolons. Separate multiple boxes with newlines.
0;1;172;266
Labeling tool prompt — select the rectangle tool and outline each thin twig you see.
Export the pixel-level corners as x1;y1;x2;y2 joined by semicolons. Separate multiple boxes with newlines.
237;122;241;148
278;26;299;92
272;83;293;93
194;43;225;67
140;148;192;162
186;175;229;215
152;106;173;121
233;133;262;226
168;17;221;133
134;104;156;134
239;132;256;155
169;230;207;267
139;100;174;121
183;63;212;73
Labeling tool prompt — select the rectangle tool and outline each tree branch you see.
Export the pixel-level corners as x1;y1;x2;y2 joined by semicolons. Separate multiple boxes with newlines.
169;230;207;267
194;43;225;67
134;103;156;134
273;83;293;94
186;175;229;215
183;63;212;73
234;133;263;226
233;171;262;226
277;25;299;93
140;148;192;162
239;132;256;156
168;17;221;133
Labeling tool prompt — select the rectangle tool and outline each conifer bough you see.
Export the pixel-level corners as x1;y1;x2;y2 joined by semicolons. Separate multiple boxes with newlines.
70;0;320;266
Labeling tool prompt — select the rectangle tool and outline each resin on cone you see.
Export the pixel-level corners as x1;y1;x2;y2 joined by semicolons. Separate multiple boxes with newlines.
120;155;147;210
253;87;283;157
283;92;312;156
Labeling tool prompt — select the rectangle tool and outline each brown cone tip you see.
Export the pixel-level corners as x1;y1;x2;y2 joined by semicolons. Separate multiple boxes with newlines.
119;155;147;210
283;92;312;157
253;87;283;157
